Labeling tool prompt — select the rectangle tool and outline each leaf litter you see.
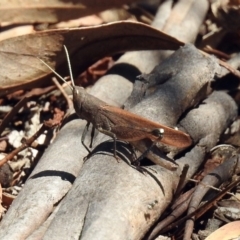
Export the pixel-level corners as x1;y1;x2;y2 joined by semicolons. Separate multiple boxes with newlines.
0;2;240;239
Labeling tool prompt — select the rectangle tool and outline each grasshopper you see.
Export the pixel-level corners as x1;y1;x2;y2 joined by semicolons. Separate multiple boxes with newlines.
38;46;192;164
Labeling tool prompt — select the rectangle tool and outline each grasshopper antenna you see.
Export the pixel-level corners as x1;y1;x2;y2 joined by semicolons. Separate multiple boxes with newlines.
63;45;75;88
37;48;73;91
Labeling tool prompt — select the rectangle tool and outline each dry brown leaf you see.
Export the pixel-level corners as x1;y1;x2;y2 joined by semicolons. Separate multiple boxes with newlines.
0;25;35;42
0;21;183;96
2;192;15;208
52;15;104;29
0;0;137;23
205;221;240;240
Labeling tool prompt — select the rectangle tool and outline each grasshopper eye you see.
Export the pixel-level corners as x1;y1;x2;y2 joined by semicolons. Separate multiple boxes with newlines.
152;128;165;138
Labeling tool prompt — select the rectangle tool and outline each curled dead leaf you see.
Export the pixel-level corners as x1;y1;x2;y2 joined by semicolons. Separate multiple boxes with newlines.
0;0;137;23
0;21;183;96
205;221;240;240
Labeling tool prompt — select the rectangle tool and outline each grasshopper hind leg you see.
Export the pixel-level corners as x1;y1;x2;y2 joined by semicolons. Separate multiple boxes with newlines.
97;127;120;161
132;128;164;166
82;125;120;162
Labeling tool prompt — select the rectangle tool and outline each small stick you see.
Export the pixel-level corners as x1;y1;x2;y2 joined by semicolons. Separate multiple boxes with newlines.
187;178;238;198
174;164;189;199
51;77;73;110
0;97;28;135
0;122;57;167
160;177;240;235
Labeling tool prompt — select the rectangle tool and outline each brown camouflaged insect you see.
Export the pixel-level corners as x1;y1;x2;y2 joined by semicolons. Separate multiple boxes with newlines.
39;46;192;161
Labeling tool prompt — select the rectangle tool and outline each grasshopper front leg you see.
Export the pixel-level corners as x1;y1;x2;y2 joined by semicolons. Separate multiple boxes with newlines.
82;123;97;161
97;126;119;161
81;122;92;153
81;122;96;151
82;121;119;161
89;125;95;148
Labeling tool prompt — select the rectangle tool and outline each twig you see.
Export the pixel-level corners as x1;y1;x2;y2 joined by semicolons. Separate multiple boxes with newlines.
203;46;230;60
160;177;240;235
187;178;240;199
201;49;240;79
218;59;240;79
174;164;189;199
0;121;57;167
0;97;28;135
147;187;195;240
